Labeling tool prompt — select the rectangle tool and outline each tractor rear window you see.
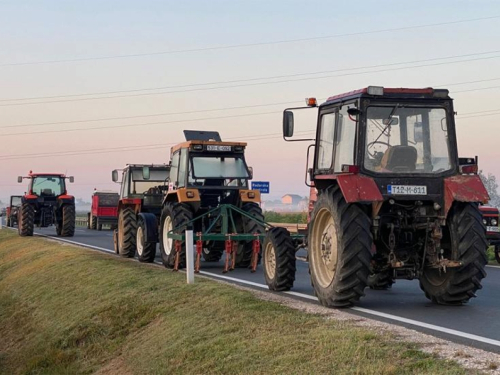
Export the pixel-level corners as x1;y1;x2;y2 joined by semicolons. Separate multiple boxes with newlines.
98;194;119;206
11;197;22;206
32;176;64;196
130;168;168;195
191;156;250;179
364;106;452;174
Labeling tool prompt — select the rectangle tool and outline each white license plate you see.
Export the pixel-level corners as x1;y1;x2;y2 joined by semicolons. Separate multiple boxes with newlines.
207;145;231;152
487;226;500;233
387;185;427;195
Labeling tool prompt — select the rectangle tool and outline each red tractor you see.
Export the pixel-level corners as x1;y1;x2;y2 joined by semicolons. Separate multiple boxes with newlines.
479;205;500;263
87;190;119;231
5;195;22;227
281;87;489;307
17;172;76;237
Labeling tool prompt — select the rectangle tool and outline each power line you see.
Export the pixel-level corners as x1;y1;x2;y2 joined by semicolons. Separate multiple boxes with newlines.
1;15;498;67
1;82;499;138
1;53;500;107
0;111;282;137
0;130;315;160
0;100;301;129
1;78;499;131
2;50;499;103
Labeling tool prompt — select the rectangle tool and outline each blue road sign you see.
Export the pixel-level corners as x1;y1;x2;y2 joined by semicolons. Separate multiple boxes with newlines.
251;181;270;194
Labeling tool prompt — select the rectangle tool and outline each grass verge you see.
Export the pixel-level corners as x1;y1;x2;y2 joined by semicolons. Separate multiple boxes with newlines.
0;230;468;374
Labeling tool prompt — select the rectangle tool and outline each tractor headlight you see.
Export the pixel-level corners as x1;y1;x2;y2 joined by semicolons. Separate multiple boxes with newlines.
492;219;498;226
483;219;488;225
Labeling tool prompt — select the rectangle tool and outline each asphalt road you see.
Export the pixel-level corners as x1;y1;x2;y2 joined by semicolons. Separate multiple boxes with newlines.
4;222;500;353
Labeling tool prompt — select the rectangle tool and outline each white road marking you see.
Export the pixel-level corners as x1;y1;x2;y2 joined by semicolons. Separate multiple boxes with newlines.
25;232;500;350
487;265;500;269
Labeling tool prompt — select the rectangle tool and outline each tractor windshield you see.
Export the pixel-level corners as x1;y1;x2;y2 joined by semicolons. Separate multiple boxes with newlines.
32;176;65;196
97;194;119;206
189;155;250;187
130;168;168;194
364;106;452;174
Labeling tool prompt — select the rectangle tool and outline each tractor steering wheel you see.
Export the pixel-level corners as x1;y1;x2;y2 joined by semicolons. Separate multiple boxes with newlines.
367;141;391;158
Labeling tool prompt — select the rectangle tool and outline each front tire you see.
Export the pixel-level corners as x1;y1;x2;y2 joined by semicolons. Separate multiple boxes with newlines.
60;205;75;237
419;202;487;305
18;203;34;237
118;208;137;258
136;216;157;263
263;227;296;291
159;203;193;268
91;215;97;230
308;185;372;307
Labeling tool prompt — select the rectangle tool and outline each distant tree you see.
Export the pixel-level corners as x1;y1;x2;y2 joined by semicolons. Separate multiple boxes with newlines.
479;171;500;208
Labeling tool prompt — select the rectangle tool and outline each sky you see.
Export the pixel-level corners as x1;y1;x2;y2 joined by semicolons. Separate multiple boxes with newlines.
1;0;500;202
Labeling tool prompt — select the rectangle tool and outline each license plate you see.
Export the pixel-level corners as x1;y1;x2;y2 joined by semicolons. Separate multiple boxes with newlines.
387;185;427;195
487;226;500;233
207;145;231;152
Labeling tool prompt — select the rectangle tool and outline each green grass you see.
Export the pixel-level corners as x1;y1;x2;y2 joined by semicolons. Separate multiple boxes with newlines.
487;246;499;265
264;211;307;224
0;231;469;375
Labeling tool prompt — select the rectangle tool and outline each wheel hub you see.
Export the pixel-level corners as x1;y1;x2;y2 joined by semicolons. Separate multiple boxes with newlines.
162;216;173;255
264;242;276;279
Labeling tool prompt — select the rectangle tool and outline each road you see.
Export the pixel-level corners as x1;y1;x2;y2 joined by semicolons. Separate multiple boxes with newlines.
4;223;500;353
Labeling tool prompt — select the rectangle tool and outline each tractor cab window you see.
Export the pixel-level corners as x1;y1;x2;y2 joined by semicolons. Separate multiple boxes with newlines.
364;106;451;174
189;156;249;188
97;194;119;206
11;197;22;206
32;176;64;196
130;168;168;194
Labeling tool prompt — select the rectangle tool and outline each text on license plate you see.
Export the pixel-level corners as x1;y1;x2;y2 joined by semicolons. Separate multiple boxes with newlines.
387;185;427;195
207;145;231;151
487;226;500;233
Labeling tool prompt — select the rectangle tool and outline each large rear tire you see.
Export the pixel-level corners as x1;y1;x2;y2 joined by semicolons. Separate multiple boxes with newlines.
159;202;193;268
60;205;75;237
118;208;137;258
136;216;157;263
308;185;372;307
419;202;487;305
235;203;264;268
18;203;34;237
263;227;296;291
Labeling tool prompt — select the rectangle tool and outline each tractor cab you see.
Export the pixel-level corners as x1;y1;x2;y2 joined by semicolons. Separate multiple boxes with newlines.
282;87;490;307
165;130;258;211
112;164;169;213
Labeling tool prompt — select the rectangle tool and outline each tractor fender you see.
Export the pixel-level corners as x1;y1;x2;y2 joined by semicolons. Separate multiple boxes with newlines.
162;188;200;212
443;175;489;216
336;174;383;203
138;212;158;243
57;195;75;207
22;195;38;203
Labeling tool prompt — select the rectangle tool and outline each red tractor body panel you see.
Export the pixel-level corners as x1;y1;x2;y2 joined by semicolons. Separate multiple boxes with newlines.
89;192;120;229
443;175;489;216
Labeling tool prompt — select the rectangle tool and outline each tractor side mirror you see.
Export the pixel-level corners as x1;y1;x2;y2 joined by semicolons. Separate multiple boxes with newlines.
17;176;23;183
112;170;119;182
248;166;253;179
283;111;294;138
142;166;150;180
68;176;74;183
414;122;424;143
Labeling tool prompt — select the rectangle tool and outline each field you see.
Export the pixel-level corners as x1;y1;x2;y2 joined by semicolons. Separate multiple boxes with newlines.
0;230;470;374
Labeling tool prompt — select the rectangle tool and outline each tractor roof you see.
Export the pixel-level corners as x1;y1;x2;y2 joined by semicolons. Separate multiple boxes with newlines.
321;86;451;106
93;190;119;195
124;164;169;169
28;172;66;177
171;140;247;154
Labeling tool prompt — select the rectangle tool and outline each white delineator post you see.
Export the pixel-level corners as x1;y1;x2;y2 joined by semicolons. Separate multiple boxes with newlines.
185;229;194;284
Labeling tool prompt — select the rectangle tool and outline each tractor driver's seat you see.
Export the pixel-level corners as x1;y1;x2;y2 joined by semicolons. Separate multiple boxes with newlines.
381;146;418;172
41;188;54;196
